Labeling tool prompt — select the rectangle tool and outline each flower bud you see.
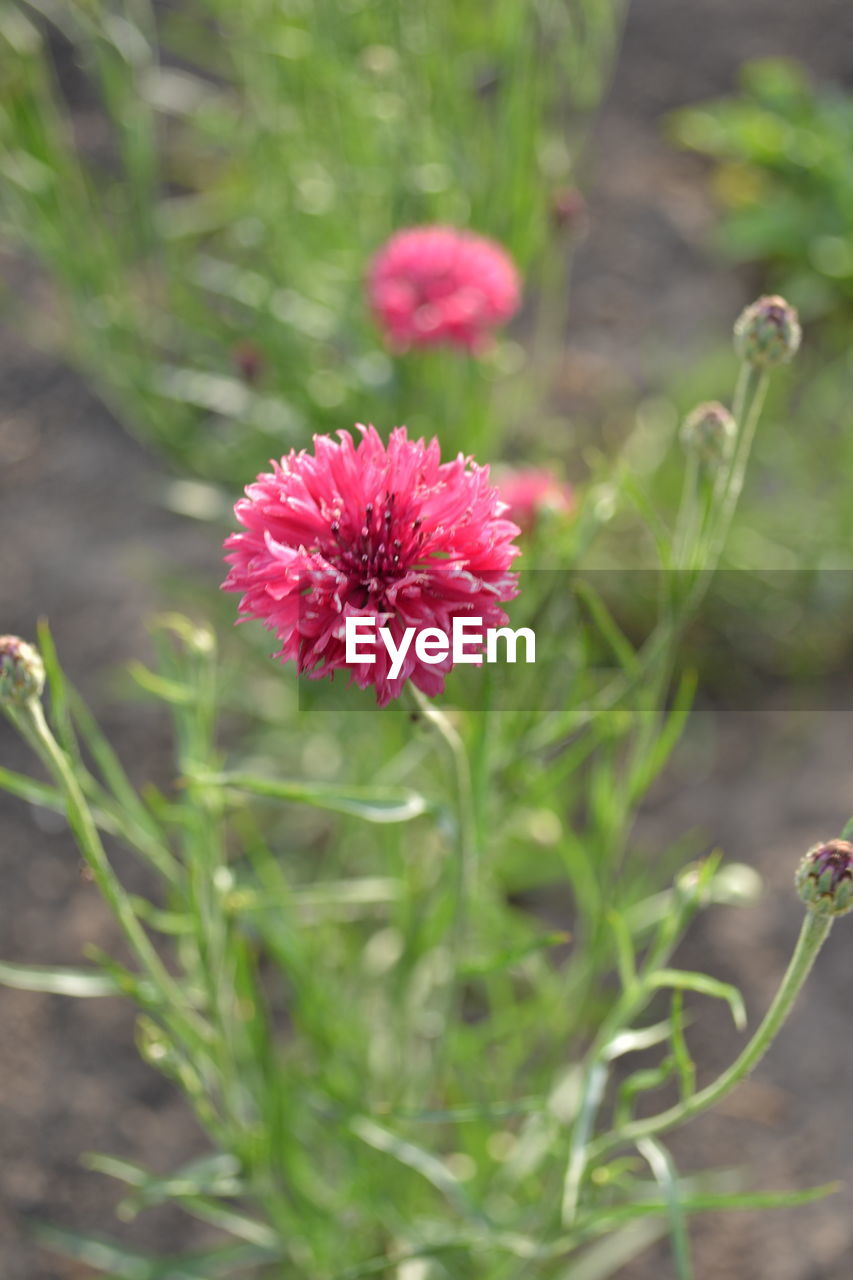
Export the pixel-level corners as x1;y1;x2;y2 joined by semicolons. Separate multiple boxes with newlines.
231;339;264;385
680;401;736;465
734;295;801;368
0;635;45;706
796;839;853;917
551;188;588;234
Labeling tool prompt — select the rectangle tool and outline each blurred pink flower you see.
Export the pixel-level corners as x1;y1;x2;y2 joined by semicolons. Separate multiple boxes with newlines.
223;425;521;705
368;225;520;353
497;468;574;534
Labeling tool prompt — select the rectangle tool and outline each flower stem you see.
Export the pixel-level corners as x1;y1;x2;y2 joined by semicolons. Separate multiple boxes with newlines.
409;687;477;902
672;450;700;571
408;687;480;1087
588;909;832;1163
9;699;207;1043
705;363;768;569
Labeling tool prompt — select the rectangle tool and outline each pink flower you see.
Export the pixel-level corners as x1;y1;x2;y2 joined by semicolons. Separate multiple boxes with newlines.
223;426;521;705
497;468;574;534
368;225;520;353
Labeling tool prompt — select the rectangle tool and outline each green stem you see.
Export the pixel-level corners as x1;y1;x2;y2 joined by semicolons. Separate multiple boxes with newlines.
672;450;699;571
409;687;477;902
9;700;208;1044
589;910;832;1163
705;364;768;570
408;687;480;1088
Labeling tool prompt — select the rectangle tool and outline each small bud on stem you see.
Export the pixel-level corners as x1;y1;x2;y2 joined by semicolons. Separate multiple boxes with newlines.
551;188;588;234
734;295;801;368
680;401;736;466
0;636;45;706
796;839;853;917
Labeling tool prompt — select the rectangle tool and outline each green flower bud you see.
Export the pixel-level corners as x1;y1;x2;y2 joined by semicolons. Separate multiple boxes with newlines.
0;635;45;706
734;295;801;368
680;401;736;465
796;839;853;917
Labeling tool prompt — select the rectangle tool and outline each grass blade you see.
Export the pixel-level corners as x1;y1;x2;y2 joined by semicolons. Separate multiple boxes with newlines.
636;1137;694;1280
0;960;121;998
647;969;747;1031
212;772;430;824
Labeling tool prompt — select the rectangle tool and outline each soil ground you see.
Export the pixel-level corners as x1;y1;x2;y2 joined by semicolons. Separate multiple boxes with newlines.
3;1;853;1276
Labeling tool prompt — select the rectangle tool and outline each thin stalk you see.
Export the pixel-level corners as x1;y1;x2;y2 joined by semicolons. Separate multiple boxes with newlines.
671;450;700;571
408;686;479;1088
559;892;693;1225
409;686;477;903
588;910;832;1163
704;363;769;570
8;700;208;1044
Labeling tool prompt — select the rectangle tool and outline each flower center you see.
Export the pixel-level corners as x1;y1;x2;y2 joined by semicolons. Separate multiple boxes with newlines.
326;493;426;595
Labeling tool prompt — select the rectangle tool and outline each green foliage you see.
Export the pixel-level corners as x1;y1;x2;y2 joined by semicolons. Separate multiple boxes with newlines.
0;0;625;477
0;324;840;1278
669;57;853;322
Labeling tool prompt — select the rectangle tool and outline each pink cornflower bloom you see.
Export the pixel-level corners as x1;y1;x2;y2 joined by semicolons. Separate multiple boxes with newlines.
223;425;521;706
497;468;575;535
368;225;520;353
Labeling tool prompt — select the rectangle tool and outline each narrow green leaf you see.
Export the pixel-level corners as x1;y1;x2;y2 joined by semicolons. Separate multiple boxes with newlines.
615;1059;675;1128
647;969;747;1031
33;1223;279;1278
683;1182;841;1211
0;762;172;885
331;1226;553;1279
607;909;636;992
0;764;62;810
213;772;430;824
579;1180;840;1233
561;1060;608;1225
619;471;672;563
0;765;173;879
84;1152;243;1203
559;1219;668;1280
128;662;195;705
163;1196;279;1249
629;670;698;801
350;1116;486;1223
33;1224;184;1279
670;991;696;1101
604;1020;672;1062
233;876;400;910
86;948;158;1007
387;1096;542;1124
637;1138;694;1280
460;930;570;977
83;1154;273;1247
496;1111;561;1189
573;579;639;675
0;6;41;52
83;1152;272;1249
331;1240;472;1280
0;960;121;998
129;896;195;934
36;618;80;760
68;687;166;845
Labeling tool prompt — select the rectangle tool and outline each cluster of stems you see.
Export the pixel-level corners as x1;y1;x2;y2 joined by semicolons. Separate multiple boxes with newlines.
0;293;841;1278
